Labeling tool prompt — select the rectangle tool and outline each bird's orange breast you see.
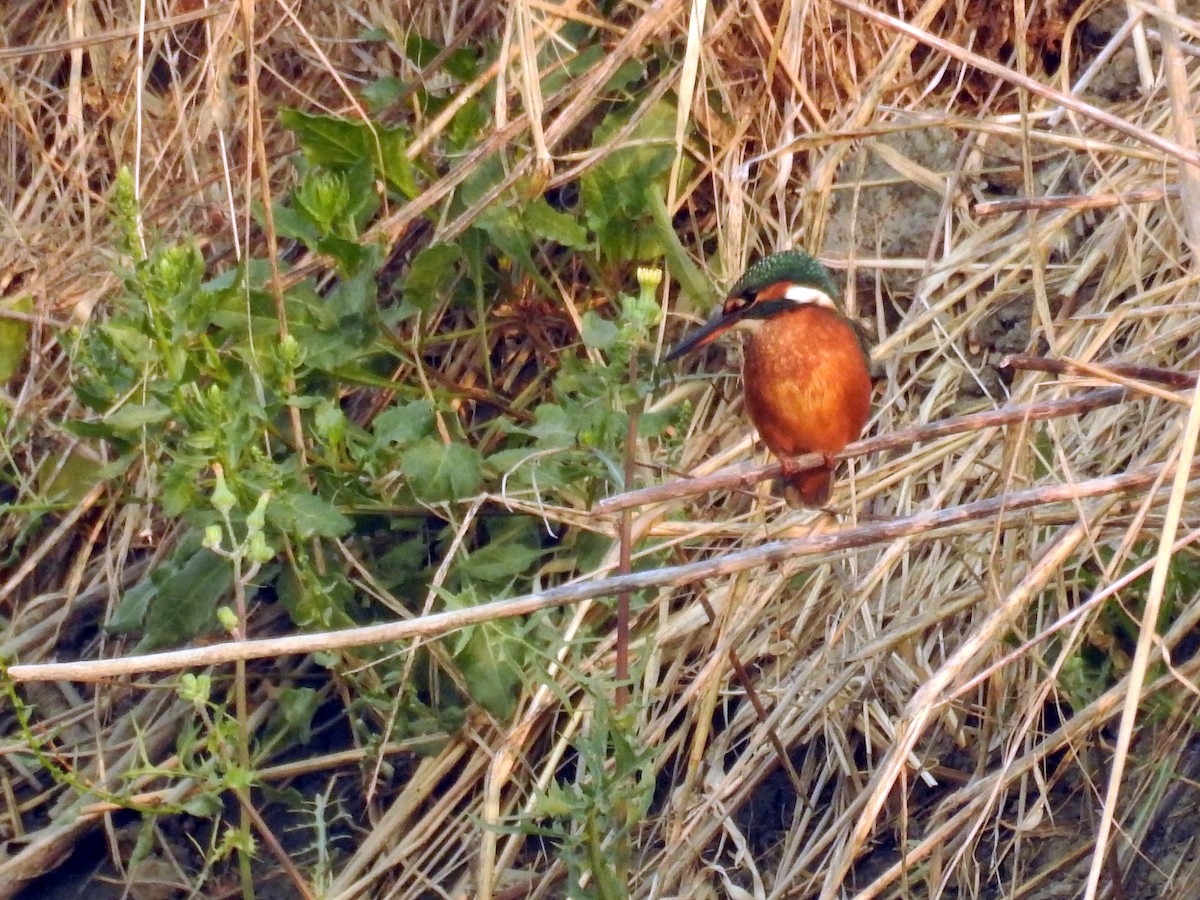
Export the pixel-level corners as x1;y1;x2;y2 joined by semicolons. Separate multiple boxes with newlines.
741;306;872;459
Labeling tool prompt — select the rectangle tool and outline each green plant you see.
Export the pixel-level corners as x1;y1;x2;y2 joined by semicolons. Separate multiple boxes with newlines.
1054;544;1200;712
40;27;699;888
527;697;656;899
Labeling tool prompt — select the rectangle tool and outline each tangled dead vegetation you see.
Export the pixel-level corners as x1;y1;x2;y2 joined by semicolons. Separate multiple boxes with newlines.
4;1;1200;897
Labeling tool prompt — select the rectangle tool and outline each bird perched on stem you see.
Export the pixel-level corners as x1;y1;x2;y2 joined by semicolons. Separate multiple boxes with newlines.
667;250;872;507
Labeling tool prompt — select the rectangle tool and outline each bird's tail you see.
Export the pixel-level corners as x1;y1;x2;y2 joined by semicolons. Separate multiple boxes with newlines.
779;465;833;508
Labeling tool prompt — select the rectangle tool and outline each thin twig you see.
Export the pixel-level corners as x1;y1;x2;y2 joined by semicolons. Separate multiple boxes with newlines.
975;186;1179;217
594;387;1133;515
1000;354;1199;389
7;463;1174;684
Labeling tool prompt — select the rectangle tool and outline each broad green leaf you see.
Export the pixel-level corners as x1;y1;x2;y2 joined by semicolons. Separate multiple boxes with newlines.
580;311;619;351
456;528;544;586
580;99;681;263
104;400;172;432
271;202;322;244
0;295;31;382
403;244;462;312
374;399;435;446
317;234;376;276
275;490;352;539
447;97;488;150
107;578;158;634
139;547;234;650
361;76;407;114
521;199;589;250
438;588;523;720
527;403;575;447
37;447;106;506
279;109;418;199
275;687;320;744
401;438;483;502
457;628;521;720
403;33;441;67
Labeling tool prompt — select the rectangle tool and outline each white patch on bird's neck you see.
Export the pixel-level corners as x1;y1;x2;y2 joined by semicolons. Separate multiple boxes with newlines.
784;284;836;309
729;318;764;332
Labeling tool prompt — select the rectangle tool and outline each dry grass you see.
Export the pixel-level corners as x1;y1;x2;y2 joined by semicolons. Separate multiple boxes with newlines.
4;0;1200;897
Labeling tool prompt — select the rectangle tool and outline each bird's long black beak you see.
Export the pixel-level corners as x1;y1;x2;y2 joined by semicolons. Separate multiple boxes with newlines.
665;307;744;362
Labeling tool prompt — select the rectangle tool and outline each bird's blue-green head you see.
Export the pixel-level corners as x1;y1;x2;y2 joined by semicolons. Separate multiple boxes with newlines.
666;250;841;361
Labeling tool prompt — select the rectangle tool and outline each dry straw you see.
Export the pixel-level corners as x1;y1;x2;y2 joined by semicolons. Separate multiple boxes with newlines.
3;1;1200;898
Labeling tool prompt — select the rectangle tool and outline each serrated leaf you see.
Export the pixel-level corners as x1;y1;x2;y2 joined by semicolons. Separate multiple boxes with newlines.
139;548;234;650
527;403;575;447
361;76;407;114
455;519;544;585
107;578;158;634
373;399;434;446
580;310;618;351
401;438;483;502
522;199;589;250
279;109;418;199
438;589;523;720
317;233;375;276
457;632;521;720
403;244;462;312
271;202;322;244
276;490;352;539
276;687;320;744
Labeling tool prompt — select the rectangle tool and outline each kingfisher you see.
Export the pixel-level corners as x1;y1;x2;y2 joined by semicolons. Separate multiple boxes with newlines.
667;250;872;507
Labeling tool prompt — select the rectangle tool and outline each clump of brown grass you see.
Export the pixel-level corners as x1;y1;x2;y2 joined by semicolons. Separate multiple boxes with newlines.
4;1;1200;898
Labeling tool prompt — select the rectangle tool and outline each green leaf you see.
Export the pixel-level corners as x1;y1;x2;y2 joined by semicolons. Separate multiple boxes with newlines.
275;687;320;744
279;109;418;199
107;578;158;634
361;76;407;114
475;206;538;281
580;99;681;262
403;32;441;67
438;588;523;720
139;547;235;650
447;97;488;150
294;170;351;234
182;793;225;817
455;518;544;586
274;490;352;539
580;311;618;351
459;541;542;585
457;628;521;720
0;294;31;382
317;234;375;276
527;403;575;448
403;244;462;313
401;438;483;502
37;447;107;506
104;400;173;432
521;199;590;250
373;399;435;446
271;202;322;244
643;186;712;302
